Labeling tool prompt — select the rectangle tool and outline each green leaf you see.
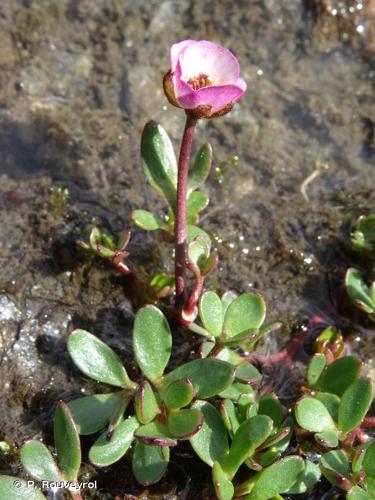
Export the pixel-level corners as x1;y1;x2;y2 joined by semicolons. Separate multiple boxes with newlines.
347;485;374;500
187;224;211;245
135;381;160;424
167;408;203;439
365;477;375;495
285;460;321;494
67;330;135;389
132;442;169;486
199;291;224;337
235;362;262;383
218;382;255;400
363;441;375;478
220;399;240;436
187;237;210;267
246;456;305;500
352;446;367;475
214;347;243;365
0;476;45;500
352;214;375;252
314;430;339;448
160;379;194;410
338;378;373;433
295;397;336;432
307;353;326;386
258;394;284;427
221;291;238;315
199;341;215;358
346;268;375;313
89;416;138;466
223;415;273;479
188;143;212;193
163;359;234;399
316;356;361;396
223;293;266;338
67;393;124;435
190;401;229;466
313;392;340;422
135;421;177;446
258;416;294;467
212;462;234;500
187;191;209;223
54;401;81;481
132;209;164;231
141;121;177;209
20;441;61;482
133;306;172;383
320;449;349;475
237;394;257;422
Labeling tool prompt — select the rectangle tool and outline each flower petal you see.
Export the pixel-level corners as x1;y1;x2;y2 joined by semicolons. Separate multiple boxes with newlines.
178;41;240;85
170;40;196;71
177;80;246;114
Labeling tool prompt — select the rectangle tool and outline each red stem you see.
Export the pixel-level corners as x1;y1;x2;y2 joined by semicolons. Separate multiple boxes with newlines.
362;416;375;428
174;113;198;319
183;261;204;319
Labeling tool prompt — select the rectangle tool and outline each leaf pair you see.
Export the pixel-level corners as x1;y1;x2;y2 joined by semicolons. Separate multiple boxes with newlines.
133;121;212;232
236;457;319;500
320;444;375;498
346;268;375;320
351;214;375;254
296;377;373;447
0;402;82;499
196;291;266;346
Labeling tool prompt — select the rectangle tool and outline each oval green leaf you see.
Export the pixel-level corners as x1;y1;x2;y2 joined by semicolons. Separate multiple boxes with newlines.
224;415;273;479
133;306;172;382
212;462;234;500
141;121;177;210
313;392;340;422
199;291;224;337
89;417;138;466
135;421;177;447
187;191;209;223
163;359;234;398
247;456;305;499
160;379;194;410
223;293;266;338
285;460;321;494
54;401;81;481
132;442;169;486
307;353;326;386
135;381;160;424
295;397;336;433
132;210;163;231
20;441;61;482
315;356;361;396
346;268;375;312
190;401;229;467
68;392;124;435
338;378;374;433
167;408;203;439
188;143;212;194
0;476;45;500
67;330;134;389
362;439;375;478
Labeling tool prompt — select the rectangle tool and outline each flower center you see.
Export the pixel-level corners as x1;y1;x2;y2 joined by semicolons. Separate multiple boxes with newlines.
187;73;213;91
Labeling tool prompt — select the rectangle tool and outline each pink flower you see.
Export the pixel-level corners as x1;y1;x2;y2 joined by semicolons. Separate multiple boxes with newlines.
163;40;246;118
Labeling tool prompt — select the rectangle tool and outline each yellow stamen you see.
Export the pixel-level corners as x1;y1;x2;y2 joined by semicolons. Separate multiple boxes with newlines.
187;73;213;91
